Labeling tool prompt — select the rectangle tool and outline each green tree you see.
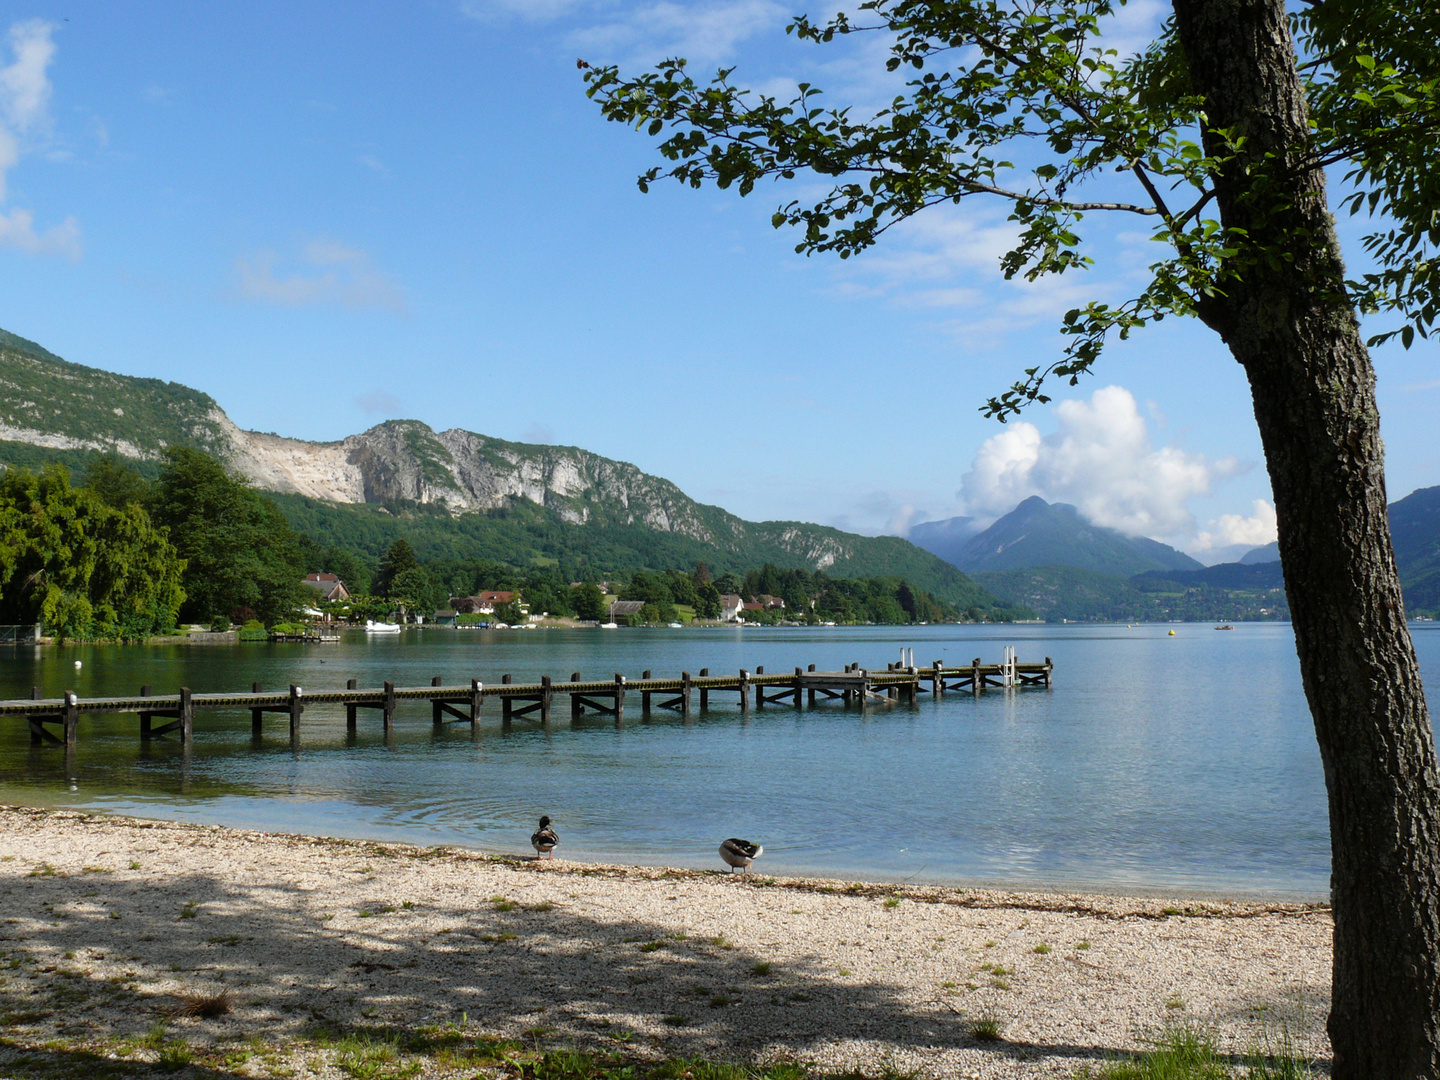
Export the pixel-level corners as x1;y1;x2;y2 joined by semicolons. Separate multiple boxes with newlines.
584;2;1440;1069
375;538;419;597
149;448;305;624
695;581;722;619
571;581;606;621
0;466;184;640
388;565;444;617
84;455;151;510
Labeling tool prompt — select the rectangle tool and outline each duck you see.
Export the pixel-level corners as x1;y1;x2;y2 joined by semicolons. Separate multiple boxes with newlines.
531;815;559;860
719;838;763;874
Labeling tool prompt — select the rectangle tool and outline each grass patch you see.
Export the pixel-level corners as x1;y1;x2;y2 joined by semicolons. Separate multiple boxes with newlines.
156;1039;193;1071
479;933;518;943
639;941;666;952
1034;943;1052;954
26;863;59;878
883;897;901;909
751;962;772;976
172;988;233;1018
970;1015;1003;1042
661;1015;690;1027
1074;1025;1313;1080
179;902;199;919
490;896;519;912
1076;940;1091;950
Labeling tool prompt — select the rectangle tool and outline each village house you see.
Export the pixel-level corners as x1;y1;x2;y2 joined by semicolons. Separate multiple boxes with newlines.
607;600;646;624
717;594;744;622
432;609;458;626
756;594;786;610
449;590;526;615
301;573;351;602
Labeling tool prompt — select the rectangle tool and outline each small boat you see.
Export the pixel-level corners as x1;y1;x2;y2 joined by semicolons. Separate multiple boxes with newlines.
668;622;683;628
1214;624;1234;631
365;620;401;634
600;622;619;629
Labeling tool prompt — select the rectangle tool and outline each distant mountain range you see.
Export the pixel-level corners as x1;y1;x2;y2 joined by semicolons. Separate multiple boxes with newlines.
907;485;1440;620
0;326;1012;613
911;496;1204;577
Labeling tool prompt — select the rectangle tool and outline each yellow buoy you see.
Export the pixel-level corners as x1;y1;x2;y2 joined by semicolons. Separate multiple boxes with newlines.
1168;629;1176;636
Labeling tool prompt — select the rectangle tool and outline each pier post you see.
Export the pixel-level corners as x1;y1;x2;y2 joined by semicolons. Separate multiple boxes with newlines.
680;671;692;718
857;670;869;713
432;676;444;729
642;671;652;713
755;665;765;710
739;669;751;711
470;680;483;729
346;679;358;732
501;674;512;725
808;664;816;706
28;686;41;746
63;692;79;748
793;667;803;708
383;681;396;734
251;681;264;736
933;660;944;696
540;675;553;725
1045;656;1053;688
972;658;982;696
907;666;918;705
287;685;303;745
140;685;153;740
613;673;626;725
179;687;193;745
699;668;709;710
571;672;582;718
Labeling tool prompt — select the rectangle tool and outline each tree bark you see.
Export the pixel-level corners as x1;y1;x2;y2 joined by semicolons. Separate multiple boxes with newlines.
1171;1;1440;1074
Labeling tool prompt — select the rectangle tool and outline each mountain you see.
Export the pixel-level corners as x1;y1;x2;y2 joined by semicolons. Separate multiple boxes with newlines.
1239;541;1280;564
1132;561;1286;590
943;496;1205;577
0;328;1012;612
1391;485;1440;612
973;563;1290;623
907;515;979;567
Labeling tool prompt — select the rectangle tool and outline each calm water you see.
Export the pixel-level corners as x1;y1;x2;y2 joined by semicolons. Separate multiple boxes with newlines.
4;623;1438;900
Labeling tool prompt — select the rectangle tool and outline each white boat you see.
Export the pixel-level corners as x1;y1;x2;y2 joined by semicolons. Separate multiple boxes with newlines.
600;622;619;629
365;620;401;634
668;622;683;628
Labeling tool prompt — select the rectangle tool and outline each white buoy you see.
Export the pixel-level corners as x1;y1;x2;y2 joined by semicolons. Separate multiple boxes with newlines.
74;660;82;669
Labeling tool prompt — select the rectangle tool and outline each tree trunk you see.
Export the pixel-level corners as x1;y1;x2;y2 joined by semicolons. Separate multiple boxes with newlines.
1171;1;1440;1074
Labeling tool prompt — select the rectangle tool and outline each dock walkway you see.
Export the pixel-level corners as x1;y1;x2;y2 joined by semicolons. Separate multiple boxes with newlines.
6;655;1052;748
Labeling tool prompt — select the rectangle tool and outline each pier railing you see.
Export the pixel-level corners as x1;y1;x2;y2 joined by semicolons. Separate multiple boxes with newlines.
6;655;1051;748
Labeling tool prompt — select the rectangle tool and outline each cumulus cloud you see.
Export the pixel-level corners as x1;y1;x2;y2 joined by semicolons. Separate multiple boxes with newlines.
1194;499;1277;553
0;206;79;258
567;0;787;67
0;20;78;257
959;385;1245;541
236;239;406;313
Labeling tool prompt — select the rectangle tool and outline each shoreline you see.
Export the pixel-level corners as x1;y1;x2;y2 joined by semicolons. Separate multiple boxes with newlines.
0;806;1333;1078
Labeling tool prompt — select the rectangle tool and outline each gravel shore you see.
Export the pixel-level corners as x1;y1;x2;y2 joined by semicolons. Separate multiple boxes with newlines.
0;807;1332;1077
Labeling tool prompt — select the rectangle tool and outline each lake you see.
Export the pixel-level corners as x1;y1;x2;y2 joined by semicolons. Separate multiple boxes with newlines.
5;622;1437;899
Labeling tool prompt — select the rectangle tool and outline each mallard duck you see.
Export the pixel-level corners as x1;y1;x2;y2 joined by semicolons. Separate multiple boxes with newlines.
531;815;559;859
719;838;762;874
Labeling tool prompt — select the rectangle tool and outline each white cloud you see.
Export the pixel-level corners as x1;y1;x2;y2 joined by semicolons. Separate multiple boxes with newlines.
959;385;1244;540
1194;499;1277;553
0;206;79;257
567;0;787;67
0;20;79;258
459;0;585;22
236;239;406;313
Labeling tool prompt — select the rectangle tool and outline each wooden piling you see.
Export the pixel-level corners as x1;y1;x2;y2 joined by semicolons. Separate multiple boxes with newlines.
432;676;444;729
755;665;765;710
28;686;41;746
383;680;396;733
793;667;803;708
642;670;652;713
501;673;512;724
680;671;692;718
613;673;626;724
739;668;751;711
63;692;79;747
287;685;303;745
140;684;153;739
346;679;358;731
972;658;982;696
179;687;193;745
933;660;944;696
699;668;709;710
571;672;582;717
808;663;816;706
251;681;264;736
470;679;483;728
540;675;553;724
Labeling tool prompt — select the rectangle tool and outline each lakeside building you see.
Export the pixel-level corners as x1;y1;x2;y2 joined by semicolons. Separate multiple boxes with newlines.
301;573;351;602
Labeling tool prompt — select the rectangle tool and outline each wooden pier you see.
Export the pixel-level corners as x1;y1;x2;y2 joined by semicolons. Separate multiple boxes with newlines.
5;655;1051;749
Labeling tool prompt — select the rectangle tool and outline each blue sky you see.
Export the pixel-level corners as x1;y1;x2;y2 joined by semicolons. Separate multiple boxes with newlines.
0;1;1435;562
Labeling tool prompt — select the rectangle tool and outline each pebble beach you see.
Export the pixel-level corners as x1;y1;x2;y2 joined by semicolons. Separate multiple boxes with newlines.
0;807;1332;1077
